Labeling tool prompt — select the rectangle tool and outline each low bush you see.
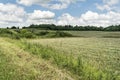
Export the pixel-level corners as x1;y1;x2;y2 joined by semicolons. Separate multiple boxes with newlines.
0;29;74;39
0;29;36;39
41;31;74;38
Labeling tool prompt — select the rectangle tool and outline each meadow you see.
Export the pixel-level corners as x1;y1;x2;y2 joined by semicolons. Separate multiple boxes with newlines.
26;37;120;79
65;31;120;38
0;30;120;80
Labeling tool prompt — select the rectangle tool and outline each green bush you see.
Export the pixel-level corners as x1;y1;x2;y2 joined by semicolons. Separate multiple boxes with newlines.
41;31;73;38
19;29;36;38
36;31;49;36
0;29;75;39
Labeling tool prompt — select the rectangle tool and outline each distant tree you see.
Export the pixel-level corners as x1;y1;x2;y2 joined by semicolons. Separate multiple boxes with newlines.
11;26;16;29
22;24;120;31
17;27;19;29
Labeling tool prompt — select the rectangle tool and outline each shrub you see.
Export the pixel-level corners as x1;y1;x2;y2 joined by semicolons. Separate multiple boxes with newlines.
19;29;36;38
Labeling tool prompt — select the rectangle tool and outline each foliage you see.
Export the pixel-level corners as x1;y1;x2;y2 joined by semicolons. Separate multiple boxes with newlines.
0;29;36;39
104;25;120;31
0;29;74;39
19;29;36;38
22;24;120;31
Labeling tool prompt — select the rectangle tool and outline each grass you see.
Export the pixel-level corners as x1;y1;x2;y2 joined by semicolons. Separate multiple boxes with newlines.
65;31;120;38
33;30;74;38
0;30;120;80
27;38;120;79
21;41;84;79
0;38;73;80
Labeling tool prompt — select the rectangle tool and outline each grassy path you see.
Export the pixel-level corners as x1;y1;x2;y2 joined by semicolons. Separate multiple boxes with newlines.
0;38;73;80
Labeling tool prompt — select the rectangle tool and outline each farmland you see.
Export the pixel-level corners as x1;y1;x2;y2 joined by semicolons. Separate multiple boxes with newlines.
27;37;120;79
0;30;120;80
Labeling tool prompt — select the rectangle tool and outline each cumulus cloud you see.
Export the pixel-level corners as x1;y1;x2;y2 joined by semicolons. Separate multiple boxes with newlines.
27;10;56;24
57;11;120;27
0;3;26;27
28;10;55;20
17;0;85;10
57;13;82;25
82;11;120;26
0;3;56;27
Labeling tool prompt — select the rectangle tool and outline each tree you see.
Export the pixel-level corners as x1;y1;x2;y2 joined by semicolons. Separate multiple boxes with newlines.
11;26;16;29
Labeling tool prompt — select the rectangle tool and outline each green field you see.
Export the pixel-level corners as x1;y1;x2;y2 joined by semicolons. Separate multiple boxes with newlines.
0;31;120;80
65;31;120;38
27;38;120;79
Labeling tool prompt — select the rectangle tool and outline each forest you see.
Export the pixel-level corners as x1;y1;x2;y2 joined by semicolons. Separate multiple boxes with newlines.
21;24;120;31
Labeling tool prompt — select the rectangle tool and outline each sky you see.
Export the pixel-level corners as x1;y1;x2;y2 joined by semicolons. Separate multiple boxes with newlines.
0;0;120;27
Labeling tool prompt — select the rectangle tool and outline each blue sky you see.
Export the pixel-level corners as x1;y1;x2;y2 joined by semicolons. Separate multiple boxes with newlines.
0;0;102;16
0;0;120;27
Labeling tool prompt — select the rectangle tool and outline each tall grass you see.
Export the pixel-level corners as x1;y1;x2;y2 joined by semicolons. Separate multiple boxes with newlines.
21;40;119;80
22;41;84;73
0;48;35;80
1;38;76;80
31;38;120;73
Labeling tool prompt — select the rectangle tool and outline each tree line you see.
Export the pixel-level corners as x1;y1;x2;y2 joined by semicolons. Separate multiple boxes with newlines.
10;24;120;31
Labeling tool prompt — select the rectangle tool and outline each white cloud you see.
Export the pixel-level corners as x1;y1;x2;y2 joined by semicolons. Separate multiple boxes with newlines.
16;0;51;6
0;3;26;27
28;10;55;19
27;19;56;25
81;11;99;20
80;11;120;26
0;3;56;27
27;10;55;24
17;0;85;10
57;11;120;27
57;13;82;25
